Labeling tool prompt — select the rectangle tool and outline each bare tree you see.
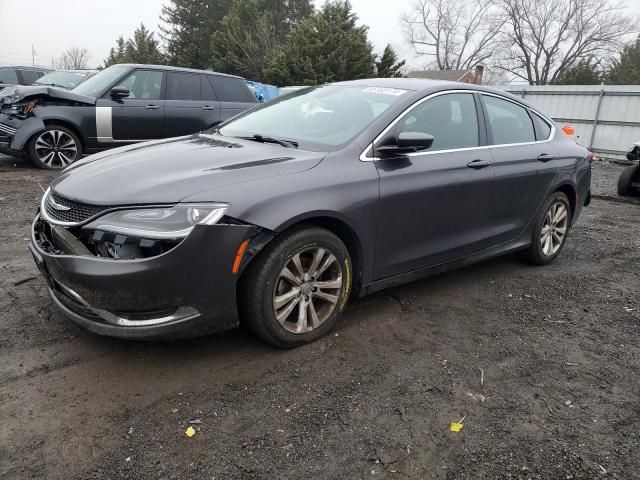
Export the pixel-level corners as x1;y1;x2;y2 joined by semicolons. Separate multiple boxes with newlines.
401;0;505;70
55;47;91;70
497;0;629;85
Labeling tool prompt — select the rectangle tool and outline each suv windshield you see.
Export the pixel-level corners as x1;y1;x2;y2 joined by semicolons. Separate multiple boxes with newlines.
35;71;89;89
218;85;409;151
72;65;131;97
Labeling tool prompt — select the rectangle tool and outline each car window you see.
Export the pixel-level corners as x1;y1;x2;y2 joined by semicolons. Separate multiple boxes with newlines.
531;112;552;141
483;95;535;145
19;70;45;84
0;68;19;84
74;65;131;97
166;72;201;101
210;76;255;103
397;93;479;152
116;70;163;100
201;75;217;101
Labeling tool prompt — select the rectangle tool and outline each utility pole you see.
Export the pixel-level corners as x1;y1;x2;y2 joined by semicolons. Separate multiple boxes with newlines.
32;45;36;66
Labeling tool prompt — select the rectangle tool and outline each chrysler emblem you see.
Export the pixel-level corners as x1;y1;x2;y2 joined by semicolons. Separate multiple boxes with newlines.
49;196;71;211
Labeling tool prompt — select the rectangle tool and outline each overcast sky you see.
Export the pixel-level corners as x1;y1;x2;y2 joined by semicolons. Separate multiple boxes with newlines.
1;0;638;71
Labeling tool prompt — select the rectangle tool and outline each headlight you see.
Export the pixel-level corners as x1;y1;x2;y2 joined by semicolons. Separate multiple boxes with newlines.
83;203;229;239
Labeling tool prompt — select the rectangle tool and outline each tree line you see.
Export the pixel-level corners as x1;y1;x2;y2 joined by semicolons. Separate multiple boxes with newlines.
88;0;638;85
102;0;404;86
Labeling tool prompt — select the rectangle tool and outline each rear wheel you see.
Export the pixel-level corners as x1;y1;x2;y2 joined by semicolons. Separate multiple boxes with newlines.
520;191;571;265
617;165;640;196
27;124;82;170
240;226;352;348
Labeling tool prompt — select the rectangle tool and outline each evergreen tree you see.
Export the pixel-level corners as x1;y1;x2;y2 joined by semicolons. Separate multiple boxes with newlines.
103;24;165;67
264;1;375;86
160;0;233;69
375;45;405;78
104;37;127;67
607;35;640;85
124;24;165;65
554;60;602;85
211;0;314;81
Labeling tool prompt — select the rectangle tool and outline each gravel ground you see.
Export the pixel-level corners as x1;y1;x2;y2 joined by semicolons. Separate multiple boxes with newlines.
1;154;639;480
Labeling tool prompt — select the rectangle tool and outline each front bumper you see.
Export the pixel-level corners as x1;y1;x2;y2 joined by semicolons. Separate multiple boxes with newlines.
0;112;45;152
30;215;256;339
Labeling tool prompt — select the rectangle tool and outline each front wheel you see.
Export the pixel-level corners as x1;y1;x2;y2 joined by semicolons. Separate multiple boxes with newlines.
27;125;82;170
520;191;572;265
240;226;352;348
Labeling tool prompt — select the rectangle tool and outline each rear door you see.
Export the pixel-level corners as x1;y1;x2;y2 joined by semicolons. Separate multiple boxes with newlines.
480;94;559;244
209;75;257;122
98;69;166;141
373;91;495;279
165;72;221;137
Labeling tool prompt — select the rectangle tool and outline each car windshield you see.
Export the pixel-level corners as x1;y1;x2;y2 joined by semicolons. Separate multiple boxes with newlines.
218;85;410;151
72;65;131;97
34;71;89;89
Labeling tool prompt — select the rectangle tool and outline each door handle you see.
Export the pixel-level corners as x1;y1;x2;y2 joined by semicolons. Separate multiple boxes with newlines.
537;153;555;162
201;105;216;110
145;105;160;110
467;159;491;169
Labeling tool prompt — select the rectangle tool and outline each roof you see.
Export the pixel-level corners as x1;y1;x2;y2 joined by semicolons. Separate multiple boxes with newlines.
407;70;473;81
0;65;52;71
112;64;244;80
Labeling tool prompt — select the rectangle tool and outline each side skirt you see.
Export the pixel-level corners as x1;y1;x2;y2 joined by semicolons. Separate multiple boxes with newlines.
359;234;532;297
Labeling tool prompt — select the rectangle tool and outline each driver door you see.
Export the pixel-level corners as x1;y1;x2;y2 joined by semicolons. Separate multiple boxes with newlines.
97;69;166;142
373;92;495;279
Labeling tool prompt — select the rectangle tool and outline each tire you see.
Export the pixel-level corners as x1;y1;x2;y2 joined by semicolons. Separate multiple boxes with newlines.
240;226;352;348
617;165;640;197
27;124;83;170
520;191;572;266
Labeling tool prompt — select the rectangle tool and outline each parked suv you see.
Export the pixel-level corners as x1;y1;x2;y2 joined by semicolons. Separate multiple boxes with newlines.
0;64;257;169
0;66;50;89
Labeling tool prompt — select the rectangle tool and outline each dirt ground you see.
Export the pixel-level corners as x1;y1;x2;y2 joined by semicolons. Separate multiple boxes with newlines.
1;154;639;480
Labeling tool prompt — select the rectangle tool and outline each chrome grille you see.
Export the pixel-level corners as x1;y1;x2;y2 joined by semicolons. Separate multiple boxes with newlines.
44;190;107;225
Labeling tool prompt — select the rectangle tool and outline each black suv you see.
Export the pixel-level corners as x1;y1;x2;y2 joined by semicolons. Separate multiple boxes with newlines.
0;64;257;169
0;65;51;89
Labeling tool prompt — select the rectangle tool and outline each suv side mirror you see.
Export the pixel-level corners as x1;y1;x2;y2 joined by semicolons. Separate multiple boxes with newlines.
109;86;130;98
376;132;434;156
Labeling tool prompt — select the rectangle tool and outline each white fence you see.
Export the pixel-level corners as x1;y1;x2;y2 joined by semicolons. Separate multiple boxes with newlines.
498;85;640;160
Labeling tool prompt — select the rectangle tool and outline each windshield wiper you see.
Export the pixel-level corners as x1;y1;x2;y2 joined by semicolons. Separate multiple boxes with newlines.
245;134;299;149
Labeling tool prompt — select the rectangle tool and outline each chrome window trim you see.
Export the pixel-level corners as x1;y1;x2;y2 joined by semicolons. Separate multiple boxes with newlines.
360;89;555;162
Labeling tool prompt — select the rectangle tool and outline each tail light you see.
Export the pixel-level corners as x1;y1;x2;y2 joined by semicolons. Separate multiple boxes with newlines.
587;152;596;163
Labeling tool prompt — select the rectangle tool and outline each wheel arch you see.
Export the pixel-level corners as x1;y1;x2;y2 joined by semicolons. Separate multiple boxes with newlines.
39;119;85;151
259;213;366;295
554;183;577;222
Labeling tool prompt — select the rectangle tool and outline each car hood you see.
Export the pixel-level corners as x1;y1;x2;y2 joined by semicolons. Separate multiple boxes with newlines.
0;85;95;104
50;134;325;205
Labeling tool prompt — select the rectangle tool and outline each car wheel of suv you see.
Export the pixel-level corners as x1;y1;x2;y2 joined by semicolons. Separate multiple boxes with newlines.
27;125;82;170
241;226;352;348
520;191;572;266
617;165;640;196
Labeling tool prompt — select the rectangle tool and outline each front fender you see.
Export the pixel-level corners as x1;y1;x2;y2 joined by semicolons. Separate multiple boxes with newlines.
10;116;45;150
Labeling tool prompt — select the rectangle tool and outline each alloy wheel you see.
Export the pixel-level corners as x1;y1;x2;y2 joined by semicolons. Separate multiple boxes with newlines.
272;247;343;334
540;201;568;256
34;130;78;168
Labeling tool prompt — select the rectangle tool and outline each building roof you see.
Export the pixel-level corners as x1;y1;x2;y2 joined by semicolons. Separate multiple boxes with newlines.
407;70;473;82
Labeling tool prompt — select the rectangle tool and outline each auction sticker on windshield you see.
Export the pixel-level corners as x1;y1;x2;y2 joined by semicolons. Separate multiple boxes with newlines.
363;87;407;96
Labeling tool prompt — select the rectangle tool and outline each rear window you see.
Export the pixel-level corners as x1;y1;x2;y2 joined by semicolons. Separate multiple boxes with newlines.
483;95;536;145
0;68;19;84
209;76;255;103
166;72;201;101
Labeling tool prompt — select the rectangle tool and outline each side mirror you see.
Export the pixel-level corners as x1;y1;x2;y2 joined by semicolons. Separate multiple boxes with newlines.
376;131;434;156
109;86;130;98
